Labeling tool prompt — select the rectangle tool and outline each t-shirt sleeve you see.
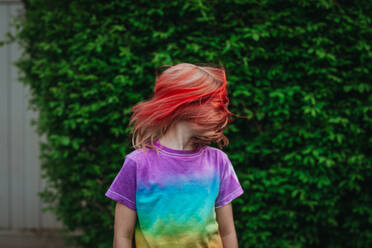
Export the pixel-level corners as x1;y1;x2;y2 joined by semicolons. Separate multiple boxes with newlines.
215;152;244;208
105;156;137;211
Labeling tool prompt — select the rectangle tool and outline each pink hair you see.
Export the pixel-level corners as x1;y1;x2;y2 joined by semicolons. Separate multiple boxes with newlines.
128;62;239;153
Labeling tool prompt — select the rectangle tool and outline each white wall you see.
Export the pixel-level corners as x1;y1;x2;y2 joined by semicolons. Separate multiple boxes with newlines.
0;0;64;232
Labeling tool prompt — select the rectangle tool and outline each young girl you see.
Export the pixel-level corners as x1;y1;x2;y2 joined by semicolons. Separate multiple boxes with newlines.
105;63;244;248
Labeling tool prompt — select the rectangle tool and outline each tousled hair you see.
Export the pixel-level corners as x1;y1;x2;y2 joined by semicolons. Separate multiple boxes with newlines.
128;62;240;154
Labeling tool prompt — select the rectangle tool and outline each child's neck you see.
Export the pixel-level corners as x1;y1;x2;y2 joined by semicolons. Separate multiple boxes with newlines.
157;121;196;151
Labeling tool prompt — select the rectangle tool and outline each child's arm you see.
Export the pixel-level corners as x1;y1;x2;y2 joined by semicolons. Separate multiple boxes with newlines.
113;202;137;248
216;203;239;248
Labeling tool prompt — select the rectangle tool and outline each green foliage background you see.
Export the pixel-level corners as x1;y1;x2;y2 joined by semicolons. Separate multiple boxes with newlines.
3;0;372;247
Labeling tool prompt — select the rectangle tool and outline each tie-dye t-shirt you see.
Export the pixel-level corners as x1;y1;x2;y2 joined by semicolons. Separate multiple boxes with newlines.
105;139;244;248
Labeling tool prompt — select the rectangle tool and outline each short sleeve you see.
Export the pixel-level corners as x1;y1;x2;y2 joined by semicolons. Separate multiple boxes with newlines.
215;153;244;208
105;156;137;211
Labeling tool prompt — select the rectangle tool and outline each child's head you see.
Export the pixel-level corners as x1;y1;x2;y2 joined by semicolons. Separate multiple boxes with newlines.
128;62;235;152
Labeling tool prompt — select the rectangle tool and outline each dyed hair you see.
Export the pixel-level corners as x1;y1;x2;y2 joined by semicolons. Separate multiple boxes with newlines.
128;62;238;154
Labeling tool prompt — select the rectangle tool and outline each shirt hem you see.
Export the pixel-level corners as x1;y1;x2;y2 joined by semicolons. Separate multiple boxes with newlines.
105;189;137;211
215;187;244;208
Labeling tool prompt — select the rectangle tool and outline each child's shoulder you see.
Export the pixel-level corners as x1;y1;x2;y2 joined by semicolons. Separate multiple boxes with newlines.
204;145;225;154
125;148;145;161
124;146;158;162
203;145;230;162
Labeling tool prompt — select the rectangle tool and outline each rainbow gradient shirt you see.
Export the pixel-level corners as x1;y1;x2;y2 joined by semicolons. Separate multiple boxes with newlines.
105;139;244;248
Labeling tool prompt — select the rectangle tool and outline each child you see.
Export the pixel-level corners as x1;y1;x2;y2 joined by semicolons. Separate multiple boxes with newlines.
105;63;244;248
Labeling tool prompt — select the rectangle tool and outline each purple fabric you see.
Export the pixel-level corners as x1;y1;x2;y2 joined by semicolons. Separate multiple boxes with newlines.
105;157;137;210
105;139;244;247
